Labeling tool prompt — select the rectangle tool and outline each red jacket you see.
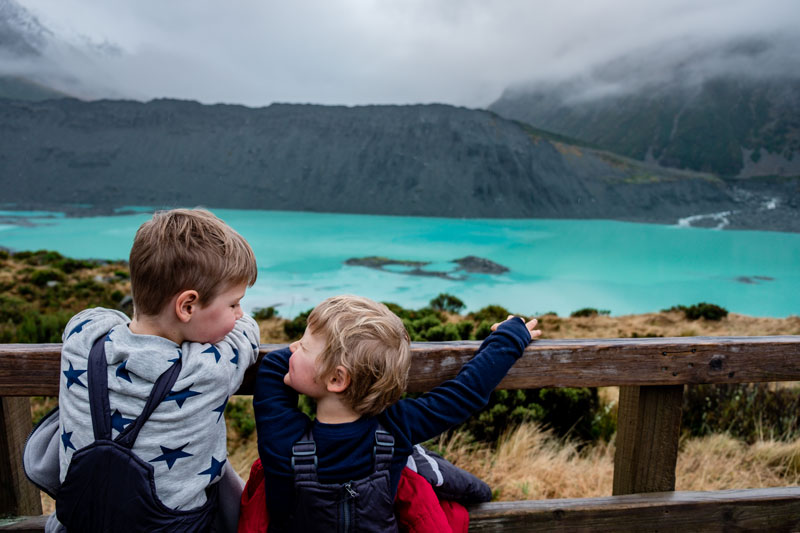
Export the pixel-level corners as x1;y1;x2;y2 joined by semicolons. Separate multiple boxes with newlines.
237;458;468;533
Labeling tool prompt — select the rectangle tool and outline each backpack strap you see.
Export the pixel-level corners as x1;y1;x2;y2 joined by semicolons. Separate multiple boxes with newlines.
87;335;113;441
86;332;183;448
373;423;394;473
291;427;318;483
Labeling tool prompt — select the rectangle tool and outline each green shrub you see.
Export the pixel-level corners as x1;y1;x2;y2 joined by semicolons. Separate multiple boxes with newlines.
1;309;73;343
684;302;728;321
225;397;256;439
570;308;610;318
252;306;277;320
664;303;728;321
456;320;474;340
683;383;800;442
474;321;493;340
28;269;65;287
468;305;510;324
457;387;614;444
429;293;465;314
284;309;312;340
55;258;95;274
421;323;460;342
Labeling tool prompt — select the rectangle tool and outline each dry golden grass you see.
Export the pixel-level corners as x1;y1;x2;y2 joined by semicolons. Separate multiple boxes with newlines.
430;423;615;500
537;311;800;339
431;424;800;501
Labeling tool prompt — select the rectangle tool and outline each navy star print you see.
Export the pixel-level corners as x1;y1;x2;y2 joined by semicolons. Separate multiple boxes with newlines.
198;456;226;482
243;330;258;350
111;410;135;433
165;384;201;408
63;363;87;389
150;443;193;470
213;397;228;423
116;360;132;383
66;319;91;339
168;348;181;364
105;331;113;343
61;430;76;451
230;347;239;366
202;345;221;363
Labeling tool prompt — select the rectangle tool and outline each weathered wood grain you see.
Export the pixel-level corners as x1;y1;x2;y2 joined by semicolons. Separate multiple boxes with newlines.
613;385;683;495
0;398;42;516
0;514;48;532
467;487;800;532
2;336;799;396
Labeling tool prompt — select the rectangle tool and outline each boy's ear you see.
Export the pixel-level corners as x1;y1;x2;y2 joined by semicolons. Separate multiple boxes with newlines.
326;365;351;394
175;290;200;323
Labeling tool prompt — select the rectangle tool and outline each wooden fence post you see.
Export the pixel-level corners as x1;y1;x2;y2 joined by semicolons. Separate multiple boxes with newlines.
0;397;42;516
613;385;684;495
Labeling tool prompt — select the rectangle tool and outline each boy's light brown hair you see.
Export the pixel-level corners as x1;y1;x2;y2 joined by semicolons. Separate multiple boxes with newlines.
308;295;411;417
129;208;257;316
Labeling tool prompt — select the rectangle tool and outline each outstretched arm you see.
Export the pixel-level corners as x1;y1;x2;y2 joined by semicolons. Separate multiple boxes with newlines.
387;316;540;444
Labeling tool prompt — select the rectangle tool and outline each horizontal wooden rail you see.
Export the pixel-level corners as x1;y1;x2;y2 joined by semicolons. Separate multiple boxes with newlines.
467;487;800;532
2;336;799;531
2;336;799;396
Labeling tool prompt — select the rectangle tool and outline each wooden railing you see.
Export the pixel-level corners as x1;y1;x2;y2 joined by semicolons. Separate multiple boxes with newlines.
1;336;799;531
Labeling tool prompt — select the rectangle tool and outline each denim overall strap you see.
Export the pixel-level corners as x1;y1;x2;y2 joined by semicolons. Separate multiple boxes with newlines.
291;428;318;483
86;332;183;448
373;426;394;472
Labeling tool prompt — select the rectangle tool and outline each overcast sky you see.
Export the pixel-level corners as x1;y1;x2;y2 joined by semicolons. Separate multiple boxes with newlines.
11;0;800;108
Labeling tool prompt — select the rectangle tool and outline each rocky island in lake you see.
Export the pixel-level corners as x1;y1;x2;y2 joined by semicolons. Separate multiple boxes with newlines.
345;255;509;280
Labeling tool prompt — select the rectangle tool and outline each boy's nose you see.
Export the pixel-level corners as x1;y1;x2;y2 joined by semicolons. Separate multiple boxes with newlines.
289;341;299;353
235;307;244;320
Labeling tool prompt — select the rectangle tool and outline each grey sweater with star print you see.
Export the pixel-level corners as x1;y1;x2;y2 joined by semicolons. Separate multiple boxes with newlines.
58;307;259;510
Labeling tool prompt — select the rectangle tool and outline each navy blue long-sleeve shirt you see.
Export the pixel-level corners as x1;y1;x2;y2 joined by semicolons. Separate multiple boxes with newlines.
253;317;531;523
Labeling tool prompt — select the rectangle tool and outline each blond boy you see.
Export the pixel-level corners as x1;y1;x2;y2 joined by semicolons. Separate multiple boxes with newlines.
254;294;539;531
55;209;260;532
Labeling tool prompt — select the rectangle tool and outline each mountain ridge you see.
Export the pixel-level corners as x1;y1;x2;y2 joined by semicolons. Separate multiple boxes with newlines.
1;97;797;231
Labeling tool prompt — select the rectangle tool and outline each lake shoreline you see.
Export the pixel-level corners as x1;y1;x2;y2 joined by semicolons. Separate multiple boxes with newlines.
2;200;799;234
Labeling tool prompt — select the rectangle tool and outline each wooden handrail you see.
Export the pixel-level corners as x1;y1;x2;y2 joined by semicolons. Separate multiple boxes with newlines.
2;335;800;531
2;336;799;396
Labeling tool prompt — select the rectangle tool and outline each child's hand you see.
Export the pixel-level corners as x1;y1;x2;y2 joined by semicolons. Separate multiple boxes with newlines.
491;315;542;339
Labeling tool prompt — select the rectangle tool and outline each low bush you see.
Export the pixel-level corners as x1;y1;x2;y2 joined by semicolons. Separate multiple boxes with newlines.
457;387;616;444
664;302;729;321
252;306;277;320
28;268;65;287
570;308;611;318
283;309;312;340
683;383;800;442
468;305;511;324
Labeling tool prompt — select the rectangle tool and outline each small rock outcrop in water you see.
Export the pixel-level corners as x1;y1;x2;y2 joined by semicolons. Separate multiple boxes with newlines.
453;256;509;274
345;255;509;280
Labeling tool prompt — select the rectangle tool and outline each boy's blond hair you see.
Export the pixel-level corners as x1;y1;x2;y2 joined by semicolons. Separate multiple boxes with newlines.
308;295;411;417
129;208;257;316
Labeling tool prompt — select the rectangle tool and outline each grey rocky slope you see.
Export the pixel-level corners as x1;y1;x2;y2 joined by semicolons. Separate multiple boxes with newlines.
1;97;795;230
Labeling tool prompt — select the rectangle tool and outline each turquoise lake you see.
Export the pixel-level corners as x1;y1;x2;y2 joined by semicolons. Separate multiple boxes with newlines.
1;208;798;318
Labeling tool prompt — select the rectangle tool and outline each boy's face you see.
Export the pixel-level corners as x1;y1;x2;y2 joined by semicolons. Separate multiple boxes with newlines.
185;282;247;344
285;327;327;398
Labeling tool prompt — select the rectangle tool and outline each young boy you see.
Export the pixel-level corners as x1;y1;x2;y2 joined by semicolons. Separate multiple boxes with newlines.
55;208;260;532
254;294;540;532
